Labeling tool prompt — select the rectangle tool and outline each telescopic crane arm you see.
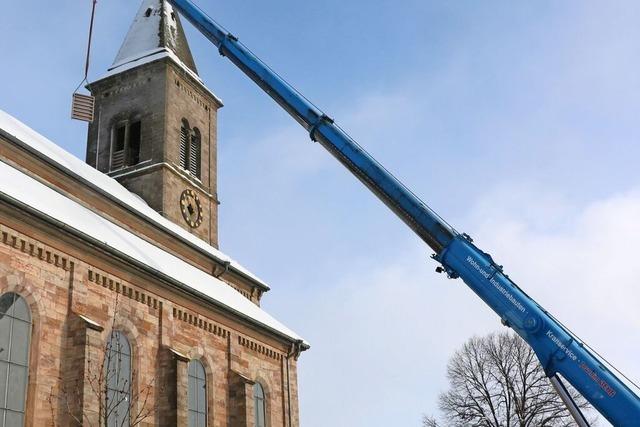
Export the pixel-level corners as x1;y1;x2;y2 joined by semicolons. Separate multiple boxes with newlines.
167;0;640;424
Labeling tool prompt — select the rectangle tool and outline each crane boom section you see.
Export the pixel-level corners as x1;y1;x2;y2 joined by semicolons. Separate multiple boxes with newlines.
167;0;640;424
167;0;455;253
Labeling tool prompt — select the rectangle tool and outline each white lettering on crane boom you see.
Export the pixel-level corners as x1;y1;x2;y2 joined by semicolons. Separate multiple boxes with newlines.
466;256;526;313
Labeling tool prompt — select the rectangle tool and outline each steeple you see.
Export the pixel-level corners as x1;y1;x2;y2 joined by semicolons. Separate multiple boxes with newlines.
86;0;223;247
109;0;198;75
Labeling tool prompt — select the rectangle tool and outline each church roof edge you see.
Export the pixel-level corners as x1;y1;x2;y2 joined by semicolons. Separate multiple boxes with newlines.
0;110;310;346
0;109;258;288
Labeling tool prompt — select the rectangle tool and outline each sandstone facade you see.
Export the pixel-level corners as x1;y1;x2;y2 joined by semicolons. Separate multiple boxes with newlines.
0;216;302;426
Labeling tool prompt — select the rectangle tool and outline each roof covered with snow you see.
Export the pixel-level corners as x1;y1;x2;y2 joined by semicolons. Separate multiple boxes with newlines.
0;110;305;344
0;110;262;289
111;0;197;75
0;109;262;288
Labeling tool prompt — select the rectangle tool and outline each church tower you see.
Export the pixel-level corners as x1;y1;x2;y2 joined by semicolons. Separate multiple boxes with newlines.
86;0;222;247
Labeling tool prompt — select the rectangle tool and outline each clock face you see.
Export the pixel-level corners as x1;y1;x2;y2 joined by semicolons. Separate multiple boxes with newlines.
180;189;203;228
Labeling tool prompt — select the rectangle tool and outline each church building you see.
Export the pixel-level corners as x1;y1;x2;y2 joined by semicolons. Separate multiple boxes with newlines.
0;1;307;426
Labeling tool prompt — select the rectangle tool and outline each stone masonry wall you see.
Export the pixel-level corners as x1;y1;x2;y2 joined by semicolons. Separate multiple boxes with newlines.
86;59;221;248
0;221;300;426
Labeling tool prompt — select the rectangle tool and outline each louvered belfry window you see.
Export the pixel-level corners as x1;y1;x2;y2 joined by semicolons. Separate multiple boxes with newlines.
110;120;142;171
111;125;127;170
180;120;190;171
179;119;202;180
190;128;201;178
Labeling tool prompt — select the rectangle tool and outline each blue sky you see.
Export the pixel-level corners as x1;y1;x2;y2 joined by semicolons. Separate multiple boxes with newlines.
2;1;640;426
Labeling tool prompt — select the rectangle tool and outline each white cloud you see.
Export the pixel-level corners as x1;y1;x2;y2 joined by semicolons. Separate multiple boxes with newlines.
290;185;640;427
468;185;640;382
293;243;497;427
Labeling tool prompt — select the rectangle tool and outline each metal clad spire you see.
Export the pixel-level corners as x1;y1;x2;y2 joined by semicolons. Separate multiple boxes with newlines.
111;0;197;74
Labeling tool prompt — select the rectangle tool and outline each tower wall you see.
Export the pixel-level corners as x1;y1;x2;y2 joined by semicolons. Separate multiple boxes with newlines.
86;59;222;247
86;60;167;174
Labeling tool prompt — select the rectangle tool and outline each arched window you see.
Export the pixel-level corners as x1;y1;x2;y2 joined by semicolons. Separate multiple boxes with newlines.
0;292;32;427
187;359;207;427
190;128;201;179
253;382;266;427
105;331;131;427
180;119;190;171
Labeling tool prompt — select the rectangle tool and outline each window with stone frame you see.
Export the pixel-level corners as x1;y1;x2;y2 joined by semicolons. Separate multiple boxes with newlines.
105;331;131;427
110;120;142;170
0;292;31;427
179;119;202;180
187;359;207;427
253;382;266;427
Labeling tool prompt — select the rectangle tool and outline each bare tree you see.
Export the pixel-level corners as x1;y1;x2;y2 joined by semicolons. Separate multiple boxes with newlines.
422;414;439;427
49;295;158;426
424;331;594;427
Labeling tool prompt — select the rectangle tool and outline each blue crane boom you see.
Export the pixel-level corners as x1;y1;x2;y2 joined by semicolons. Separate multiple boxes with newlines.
167;0;640;424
